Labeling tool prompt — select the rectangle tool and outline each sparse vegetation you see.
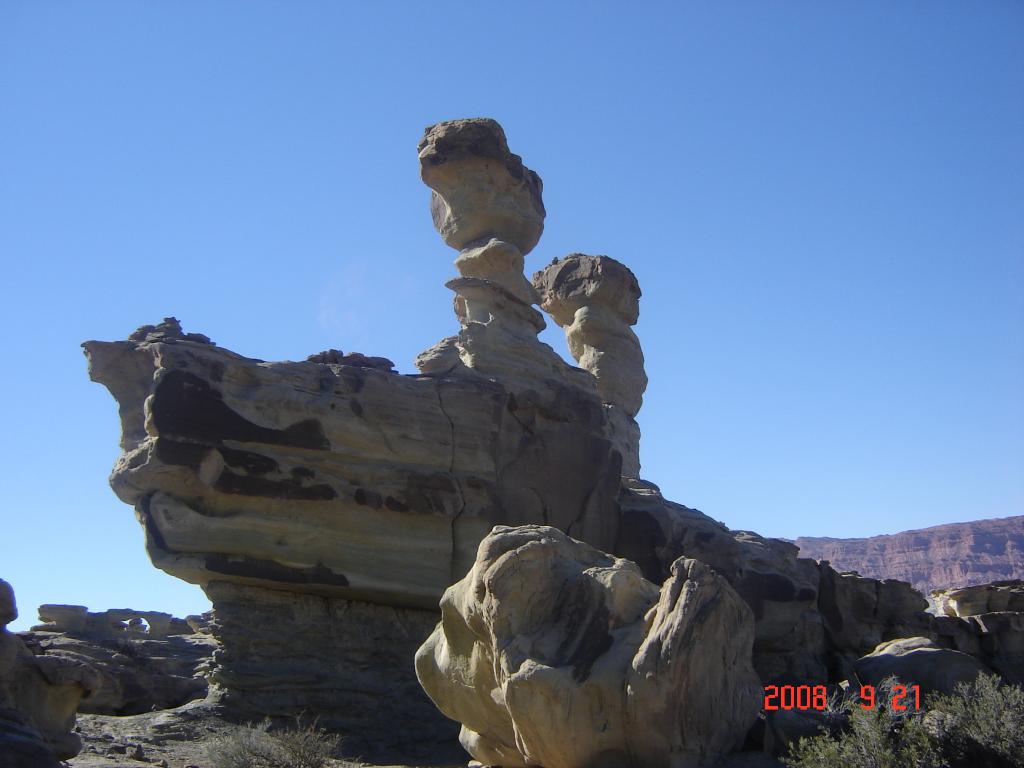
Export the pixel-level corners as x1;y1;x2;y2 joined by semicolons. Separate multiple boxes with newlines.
205;718;340;768
784;674;1024;768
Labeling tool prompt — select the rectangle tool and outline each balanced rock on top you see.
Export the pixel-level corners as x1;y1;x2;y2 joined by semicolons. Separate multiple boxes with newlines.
418;117;545;255
533;254;648;475
415;118;596;397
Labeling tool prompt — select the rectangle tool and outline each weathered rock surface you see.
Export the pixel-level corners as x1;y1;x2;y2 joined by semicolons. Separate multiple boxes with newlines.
972;610;1024;684
83;322;620;751
205;580;458;756
415;119;597;400
19;605;214;715
418;117;545;255
853;636;989;694
0;580;99;766
83;330;621;609
416;526;761;768
81;116;1024;759
931;579;1024;617
533;254;647;476
610;480;1008;688
794;515;1024;595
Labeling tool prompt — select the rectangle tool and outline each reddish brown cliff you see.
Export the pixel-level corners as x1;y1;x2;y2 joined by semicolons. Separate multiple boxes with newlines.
794;516;1024;595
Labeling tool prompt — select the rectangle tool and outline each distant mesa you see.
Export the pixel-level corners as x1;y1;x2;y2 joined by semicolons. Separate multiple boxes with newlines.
793;515;1024;595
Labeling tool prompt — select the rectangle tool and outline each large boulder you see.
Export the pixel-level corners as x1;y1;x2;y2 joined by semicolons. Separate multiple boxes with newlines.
416;525;761;768
854;636;990;694
418;117;545;255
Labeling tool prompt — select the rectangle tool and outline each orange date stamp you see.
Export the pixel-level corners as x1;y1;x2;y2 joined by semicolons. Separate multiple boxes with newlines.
763;684;922;711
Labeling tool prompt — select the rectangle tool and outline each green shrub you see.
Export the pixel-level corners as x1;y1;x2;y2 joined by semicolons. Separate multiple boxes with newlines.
783;675;1024;768
927;674;1024;768
206;719;340;768
784;677;943;768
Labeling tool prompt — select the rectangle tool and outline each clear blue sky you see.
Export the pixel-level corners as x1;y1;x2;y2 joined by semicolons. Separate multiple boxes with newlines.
2;2;1021;630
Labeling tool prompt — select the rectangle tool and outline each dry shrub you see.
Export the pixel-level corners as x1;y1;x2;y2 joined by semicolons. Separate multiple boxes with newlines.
206;718;339;768
784;674;1024;768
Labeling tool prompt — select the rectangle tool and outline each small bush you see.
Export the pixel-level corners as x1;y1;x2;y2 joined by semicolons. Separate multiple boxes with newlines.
206;719;339;768
784;677;943;768
784;675;1024;768
927;674;1024;768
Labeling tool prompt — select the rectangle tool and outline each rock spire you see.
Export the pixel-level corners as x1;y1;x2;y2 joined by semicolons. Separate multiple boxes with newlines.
532;254;647;475
414;118;590;394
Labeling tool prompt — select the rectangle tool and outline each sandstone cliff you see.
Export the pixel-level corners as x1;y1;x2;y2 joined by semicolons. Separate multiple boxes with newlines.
794;515;1024;595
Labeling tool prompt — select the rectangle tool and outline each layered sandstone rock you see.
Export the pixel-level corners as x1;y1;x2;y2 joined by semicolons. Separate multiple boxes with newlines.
204;581;453;756
533;255;647;476
931;580;1024;618
0;580;99;766
20;605;214;715
794;515;1024;595
610;480;1009;688
83;312;621;753
929;582;1024;684
415;526;761;768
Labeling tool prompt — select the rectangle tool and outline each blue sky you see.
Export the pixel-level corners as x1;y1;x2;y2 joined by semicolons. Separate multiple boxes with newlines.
1;1;1021;630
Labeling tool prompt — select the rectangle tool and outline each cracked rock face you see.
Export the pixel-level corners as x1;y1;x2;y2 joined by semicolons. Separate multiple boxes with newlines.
82;318;621;753
415;526;762;768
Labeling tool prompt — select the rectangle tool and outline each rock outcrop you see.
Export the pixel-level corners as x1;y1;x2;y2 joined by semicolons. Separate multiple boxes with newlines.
415;526;761;768
533;255;647;476
82;116;1024;759
794;515;1024;595
0;580;99;766
82;120;626;755
931;580;1024;618
928;581;1024;685
19;605;215;715
82;318;624;754
853;636;989;694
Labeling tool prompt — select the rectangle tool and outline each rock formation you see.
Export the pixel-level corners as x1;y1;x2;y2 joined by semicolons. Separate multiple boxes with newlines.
81;117;1024;760
19;605;214;715
414;118;596;397
928;581;1024;685
0;580;99;767
853;636;990;694
82;123;626;755
793;515;1024;595
533;254;647;476
415;526;761;768
931;579;1024;618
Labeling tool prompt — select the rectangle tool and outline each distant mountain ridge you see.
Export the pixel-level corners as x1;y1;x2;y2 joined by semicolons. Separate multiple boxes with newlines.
793;515;1024;595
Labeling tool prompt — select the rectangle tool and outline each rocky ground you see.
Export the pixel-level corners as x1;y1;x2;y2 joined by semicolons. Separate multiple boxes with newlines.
66;701;453;768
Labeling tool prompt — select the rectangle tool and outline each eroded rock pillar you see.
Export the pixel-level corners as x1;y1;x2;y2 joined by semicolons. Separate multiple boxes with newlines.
414;118;594;394
532;254;647;475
